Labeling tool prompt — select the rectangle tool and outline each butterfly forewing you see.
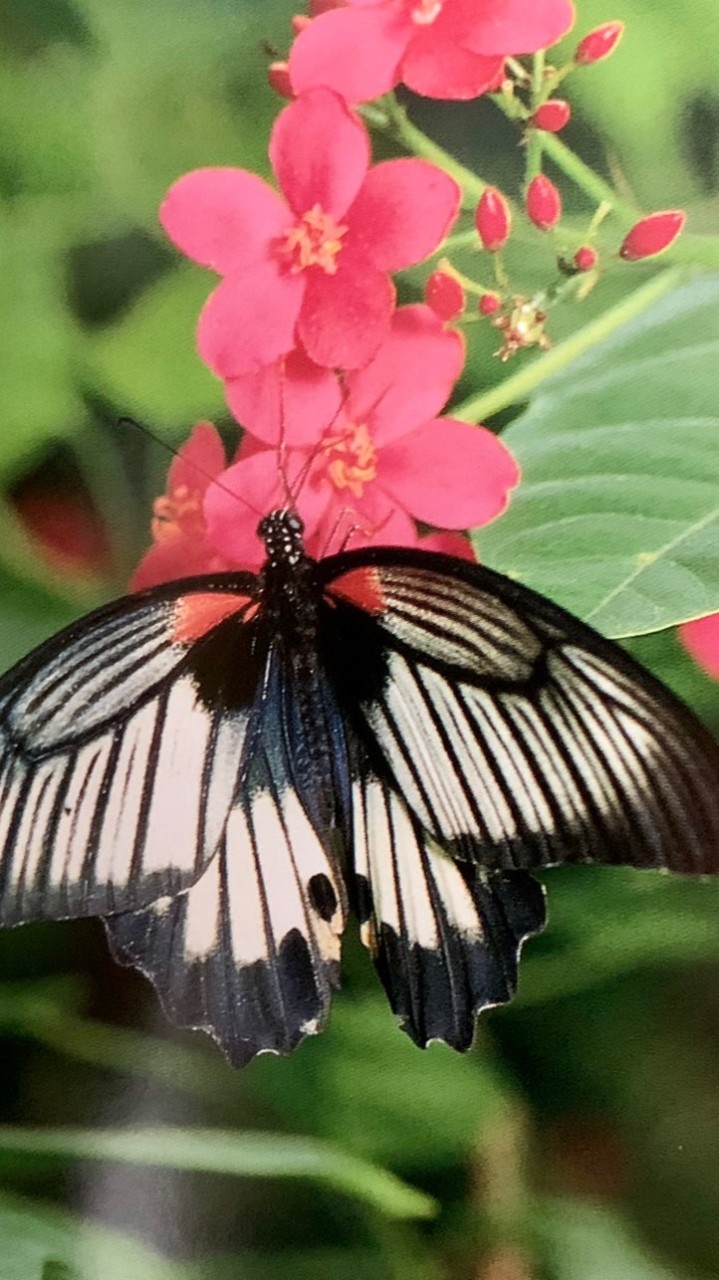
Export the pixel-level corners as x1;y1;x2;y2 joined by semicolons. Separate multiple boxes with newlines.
322;550;719;878
0;576;260;924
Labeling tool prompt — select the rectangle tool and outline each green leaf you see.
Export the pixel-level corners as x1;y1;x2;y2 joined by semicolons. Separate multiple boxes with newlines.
0;1189;187;1280
479;275;719;637
516;866;719;1007
541;1198;687;1280
0;1126;436;1222
86;267;226;429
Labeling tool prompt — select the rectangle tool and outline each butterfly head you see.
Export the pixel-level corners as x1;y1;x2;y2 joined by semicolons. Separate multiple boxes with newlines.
257;508;306;567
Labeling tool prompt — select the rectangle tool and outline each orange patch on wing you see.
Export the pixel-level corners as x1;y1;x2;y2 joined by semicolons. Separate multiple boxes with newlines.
327;568;386;615
172;593;257;644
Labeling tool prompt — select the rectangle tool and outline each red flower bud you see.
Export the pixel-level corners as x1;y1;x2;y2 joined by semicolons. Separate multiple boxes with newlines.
575;21;624;65
531;99;571;133
475;188;511;253
573;245;598;271
267;61;293;98
479;292;501;316
619;210;686;260
424;270;465;321
526;175;562;232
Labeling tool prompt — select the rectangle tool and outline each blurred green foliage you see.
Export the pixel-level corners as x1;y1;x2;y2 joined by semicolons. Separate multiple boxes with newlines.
2;0;719;1277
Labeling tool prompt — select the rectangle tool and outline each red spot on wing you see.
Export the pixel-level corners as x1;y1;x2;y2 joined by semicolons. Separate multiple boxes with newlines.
327;568;386;615
172;592;258;644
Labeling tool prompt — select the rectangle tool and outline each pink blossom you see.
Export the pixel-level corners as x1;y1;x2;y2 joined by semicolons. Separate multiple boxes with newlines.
160;88;459;377
290;0;575;103
679;614;719;682
131;422;235;590
205;305;519;568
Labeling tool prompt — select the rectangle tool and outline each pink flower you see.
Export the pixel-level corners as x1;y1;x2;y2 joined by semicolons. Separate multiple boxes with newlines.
679;614;719;682
160;88;459;377
132;422;235;590
205;305;519;568
290;0;575;103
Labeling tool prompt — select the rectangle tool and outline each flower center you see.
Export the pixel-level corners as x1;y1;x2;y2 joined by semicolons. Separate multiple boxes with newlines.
409;0;443;25
275;203;348;276
151;485;204;543
321;422;378;498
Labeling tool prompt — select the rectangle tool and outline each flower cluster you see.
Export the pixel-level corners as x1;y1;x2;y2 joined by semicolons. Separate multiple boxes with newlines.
133;1;690;585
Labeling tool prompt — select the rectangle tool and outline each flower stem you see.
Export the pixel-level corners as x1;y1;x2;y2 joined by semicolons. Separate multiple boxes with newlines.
375;96;488;206
455;267;683;423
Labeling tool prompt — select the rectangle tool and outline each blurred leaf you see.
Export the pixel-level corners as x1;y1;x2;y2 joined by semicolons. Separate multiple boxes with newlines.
0;1126;436;1221
623;627;719;731
479;275;719;636
0;205;87;474
0;573;82;672
517;866;719;1007
87;267;226;429
0;1189;187;1280
541;1197;686;1280
252;993;517;1170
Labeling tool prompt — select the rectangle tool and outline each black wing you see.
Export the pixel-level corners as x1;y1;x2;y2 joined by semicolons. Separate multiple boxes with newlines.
321;549;719;877
0;575;262;924
106;647;348;1066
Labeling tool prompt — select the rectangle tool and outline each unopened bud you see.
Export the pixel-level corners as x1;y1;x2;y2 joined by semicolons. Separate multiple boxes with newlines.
267;61;293;98
575;21;624;65
573;245;598;271
620;210;686;260
475;188;511;253
531;99;571;132
526;175;562;231
479;292;501;316
424;271;465;321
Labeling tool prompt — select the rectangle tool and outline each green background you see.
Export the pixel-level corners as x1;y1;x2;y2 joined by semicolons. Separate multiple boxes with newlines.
1;0;719;1276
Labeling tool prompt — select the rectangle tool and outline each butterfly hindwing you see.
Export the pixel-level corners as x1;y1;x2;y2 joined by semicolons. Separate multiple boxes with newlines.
106;646;348;1066
322;550;719;878
350;744;546;1050
0;576;260;924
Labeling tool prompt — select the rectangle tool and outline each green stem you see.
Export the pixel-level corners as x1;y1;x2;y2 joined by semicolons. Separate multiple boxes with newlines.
378;97;488;206
524;51;546;184
455;267;683;423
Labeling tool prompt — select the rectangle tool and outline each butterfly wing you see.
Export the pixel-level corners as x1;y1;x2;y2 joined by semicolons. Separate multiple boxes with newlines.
0;575;262;924
106;647;348;1066
321;549;719;877
349;740;545;1050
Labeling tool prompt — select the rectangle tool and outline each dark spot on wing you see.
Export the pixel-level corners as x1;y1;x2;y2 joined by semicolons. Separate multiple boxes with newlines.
308;872;338;922
187;613;265;713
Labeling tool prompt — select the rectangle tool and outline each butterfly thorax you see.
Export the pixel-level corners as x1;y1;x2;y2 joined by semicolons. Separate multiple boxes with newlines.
257;509;321;646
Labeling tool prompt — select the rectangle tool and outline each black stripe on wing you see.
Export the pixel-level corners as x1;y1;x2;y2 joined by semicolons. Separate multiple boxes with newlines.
0;575;262;924
106;649;348;1067
321;551;719;877
350;748;545;1050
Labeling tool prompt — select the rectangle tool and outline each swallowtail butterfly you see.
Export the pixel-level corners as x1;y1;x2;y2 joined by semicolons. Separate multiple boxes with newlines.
1;508;718;1065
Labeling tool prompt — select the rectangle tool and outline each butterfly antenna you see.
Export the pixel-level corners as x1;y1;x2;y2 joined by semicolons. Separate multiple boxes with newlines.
287;371;352;508
117;417;264;520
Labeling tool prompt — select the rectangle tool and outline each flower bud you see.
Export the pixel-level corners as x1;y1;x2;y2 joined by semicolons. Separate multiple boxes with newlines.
424;270;465;321
531;99;571;133
526;175;562;231
575;21;624;65
267;61;293;98
619;210;686;260
479;292;501;316
573;245;597;271
475;188;511;253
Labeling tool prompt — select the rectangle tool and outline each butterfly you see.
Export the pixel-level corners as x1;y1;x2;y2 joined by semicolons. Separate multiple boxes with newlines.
0;506;718;1067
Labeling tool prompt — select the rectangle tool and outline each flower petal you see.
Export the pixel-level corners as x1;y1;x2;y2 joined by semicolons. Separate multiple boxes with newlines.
462;0;575;56
225;349;344;448
348;159;460;271
289;6;409;104
379;417;519;528
131;536;232;591
270;88;370;218
160;169;289;274
419;530;476;561
204;451;284;569
401;30;504;100
168;421;226;494
346;304;464;446
197;264;304;377
679;614;719;681
307;487;418;558
299;258;395;369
